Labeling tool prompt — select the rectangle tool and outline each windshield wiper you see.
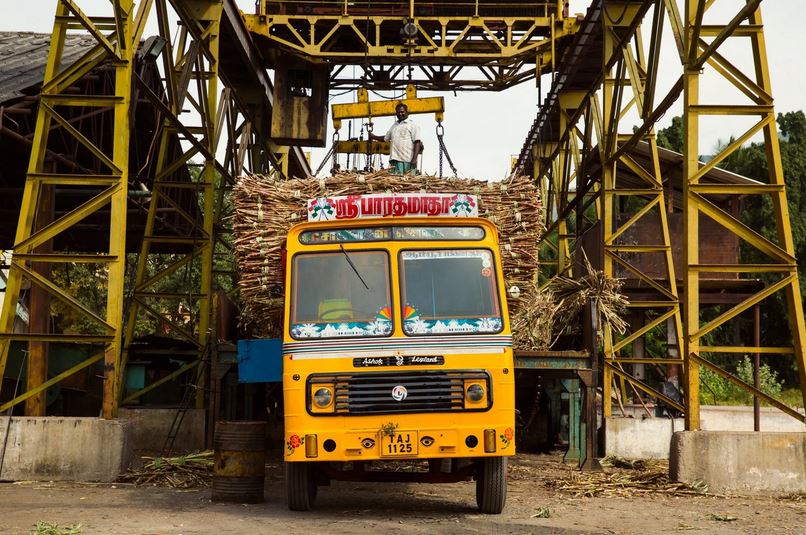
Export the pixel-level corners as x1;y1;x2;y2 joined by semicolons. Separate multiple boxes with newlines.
340;243;370;290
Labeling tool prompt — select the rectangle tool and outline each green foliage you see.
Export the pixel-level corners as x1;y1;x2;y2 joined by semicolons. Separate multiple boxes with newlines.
531;507;553;518
719;111;806;387
699;356;782;406
780;388;805;408
656;116;684;152
31;522;81;535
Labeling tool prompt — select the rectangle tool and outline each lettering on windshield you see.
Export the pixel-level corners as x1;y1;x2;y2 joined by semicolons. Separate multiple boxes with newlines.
299;226;484;244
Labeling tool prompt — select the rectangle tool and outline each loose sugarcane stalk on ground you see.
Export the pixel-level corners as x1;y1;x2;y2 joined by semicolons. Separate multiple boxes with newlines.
546;456;708;498
119;451;213;488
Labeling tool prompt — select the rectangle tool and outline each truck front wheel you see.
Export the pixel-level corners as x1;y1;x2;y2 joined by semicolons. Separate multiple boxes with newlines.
475;456;507;514
286;462;317;511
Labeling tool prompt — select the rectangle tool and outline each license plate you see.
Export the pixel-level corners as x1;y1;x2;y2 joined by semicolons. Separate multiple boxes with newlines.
380;431;418;457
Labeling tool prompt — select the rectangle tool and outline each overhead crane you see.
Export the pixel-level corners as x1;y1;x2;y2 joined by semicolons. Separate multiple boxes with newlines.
0;0;802;454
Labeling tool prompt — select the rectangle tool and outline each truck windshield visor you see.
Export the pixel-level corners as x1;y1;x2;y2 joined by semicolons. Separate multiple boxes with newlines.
290;251;392;339
399;249;503;336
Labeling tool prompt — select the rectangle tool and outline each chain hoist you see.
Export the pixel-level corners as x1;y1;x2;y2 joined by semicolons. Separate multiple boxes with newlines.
436;121;458;178
314;130;340;176
364;120;374;171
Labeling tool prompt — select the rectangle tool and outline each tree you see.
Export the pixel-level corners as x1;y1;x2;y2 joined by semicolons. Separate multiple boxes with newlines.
652;112;806;389
720;111;806;387
656;116;684;153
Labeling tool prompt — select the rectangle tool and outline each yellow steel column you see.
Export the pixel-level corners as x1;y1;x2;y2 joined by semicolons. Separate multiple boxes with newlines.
120;0;222;410
197;8;221;409
682;1;806;428
600;10;618;418
0;0;136;419
682;41;700;429
105;3;134;416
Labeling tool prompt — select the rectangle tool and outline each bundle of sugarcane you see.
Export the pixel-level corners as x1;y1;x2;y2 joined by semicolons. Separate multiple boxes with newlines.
119;451;213;488
233;170;544;337
508;254;628;350
509;281;562;350
550;254;629;338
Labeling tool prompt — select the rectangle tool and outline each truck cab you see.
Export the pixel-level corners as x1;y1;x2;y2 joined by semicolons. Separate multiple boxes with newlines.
282;193;515;513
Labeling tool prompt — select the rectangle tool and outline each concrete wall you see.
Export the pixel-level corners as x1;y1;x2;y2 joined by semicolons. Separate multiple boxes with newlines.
606;405;806;459
119;408;206;454
670;431;806;493
605;415;684;459
0;417;132;482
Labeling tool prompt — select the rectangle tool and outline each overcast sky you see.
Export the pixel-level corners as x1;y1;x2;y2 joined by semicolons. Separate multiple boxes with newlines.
3;1;803;179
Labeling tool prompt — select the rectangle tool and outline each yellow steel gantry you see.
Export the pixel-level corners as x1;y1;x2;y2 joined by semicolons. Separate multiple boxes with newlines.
244;0;579;90
519;0;806;428
1;0;803;436
0;0;144;418
0;0;301;419
119;0;222;411
681;0;806;428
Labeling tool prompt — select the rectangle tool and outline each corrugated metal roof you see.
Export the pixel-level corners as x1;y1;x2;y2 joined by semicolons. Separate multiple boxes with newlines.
0;31;96;103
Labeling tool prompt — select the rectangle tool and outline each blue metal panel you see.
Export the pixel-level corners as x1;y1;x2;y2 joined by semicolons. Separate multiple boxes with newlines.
236;339;283;383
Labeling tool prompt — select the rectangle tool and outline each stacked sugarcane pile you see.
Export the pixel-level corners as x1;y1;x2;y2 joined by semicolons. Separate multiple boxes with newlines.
547;456;709;497
233;170;544;337
510;254;629;350
119;451;213;488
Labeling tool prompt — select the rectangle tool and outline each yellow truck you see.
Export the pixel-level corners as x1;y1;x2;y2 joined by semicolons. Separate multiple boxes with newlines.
281;192;515;513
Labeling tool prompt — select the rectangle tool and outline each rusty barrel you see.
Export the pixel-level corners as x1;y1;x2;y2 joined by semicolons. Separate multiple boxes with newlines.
212;421;266;503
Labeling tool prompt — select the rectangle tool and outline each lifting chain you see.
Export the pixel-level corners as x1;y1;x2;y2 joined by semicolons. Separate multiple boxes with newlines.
365;121;374;172
313;131;339;177
436;122;458;178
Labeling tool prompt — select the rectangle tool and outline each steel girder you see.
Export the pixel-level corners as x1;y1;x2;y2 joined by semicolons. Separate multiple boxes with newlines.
119;0;223;412
599;2;683;416
530;1;684;417
682;0;806;428
0;0;294;420
243;0;579;91
0;0;144;418
524;0;806;429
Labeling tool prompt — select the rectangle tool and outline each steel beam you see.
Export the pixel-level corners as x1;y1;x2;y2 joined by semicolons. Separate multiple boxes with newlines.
0;0;136;419
682;1;806;429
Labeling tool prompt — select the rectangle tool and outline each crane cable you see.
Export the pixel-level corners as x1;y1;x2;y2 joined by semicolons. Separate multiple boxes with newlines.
436;121;458;178
313;130;339;177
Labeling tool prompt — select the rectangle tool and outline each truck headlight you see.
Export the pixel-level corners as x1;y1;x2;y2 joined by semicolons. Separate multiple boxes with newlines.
466;383;485;402
313;387;333;408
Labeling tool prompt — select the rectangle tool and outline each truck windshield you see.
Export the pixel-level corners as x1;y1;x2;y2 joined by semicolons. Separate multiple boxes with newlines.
399;249;502;335
290;251;392;339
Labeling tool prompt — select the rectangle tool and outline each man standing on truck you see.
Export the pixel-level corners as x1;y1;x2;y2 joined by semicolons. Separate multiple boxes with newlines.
370;102;423;174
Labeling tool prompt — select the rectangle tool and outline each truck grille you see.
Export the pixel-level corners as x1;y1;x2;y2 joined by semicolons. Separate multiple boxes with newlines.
308;370;491;415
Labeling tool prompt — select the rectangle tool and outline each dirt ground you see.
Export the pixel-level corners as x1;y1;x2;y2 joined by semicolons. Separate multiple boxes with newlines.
1;453;803;535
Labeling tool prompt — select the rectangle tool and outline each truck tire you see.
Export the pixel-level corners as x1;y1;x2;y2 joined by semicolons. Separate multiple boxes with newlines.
475;456;507;514
286;462;317;511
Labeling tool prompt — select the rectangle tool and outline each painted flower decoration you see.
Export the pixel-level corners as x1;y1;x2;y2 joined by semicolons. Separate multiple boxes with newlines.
476;317;502;332
286;434;305;454
367;320;393;336
376;306;392;321
404;319;430;334
293;323;321;338
500;427;514;449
